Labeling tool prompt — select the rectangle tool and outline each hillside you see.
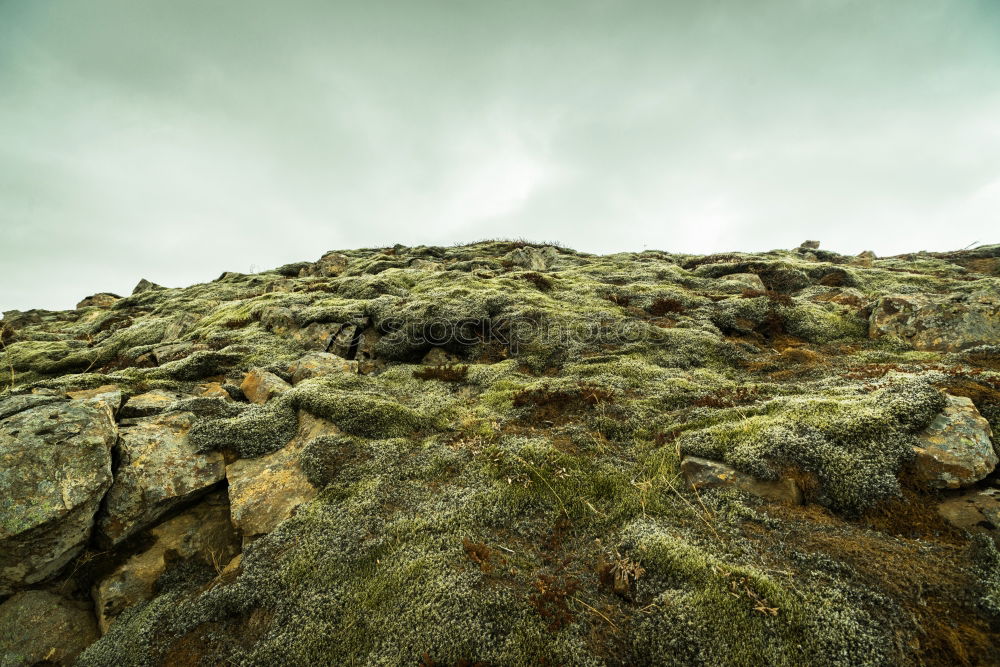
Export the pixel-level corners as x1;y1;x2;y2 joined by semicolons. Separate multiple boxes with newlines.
1;240;999;665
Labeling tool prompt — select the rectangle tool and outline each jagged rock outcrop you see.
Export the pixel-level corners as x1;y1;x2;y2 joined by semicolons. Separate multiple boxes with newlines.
0;397;117;594
869;290;1000;351
0;590;99;665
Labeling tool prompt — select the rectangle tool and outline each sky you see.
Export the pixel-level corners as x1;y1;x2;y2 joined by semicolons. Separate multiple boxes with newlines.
1;0;999;312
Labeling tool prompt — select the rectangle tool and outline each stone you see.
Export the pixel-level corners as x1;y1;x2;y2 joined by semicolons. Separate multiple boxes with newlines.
0;400;117;594
66;384;123;414
97;411;226;545
226;412;335;540
287;352;357;385
260;306;299;335
75;293;120;309
869;291;1000;351
800;240;821;249
0;394;63;421
241;368;292;404
195;382;231;399
0;590;99;665
720;273;767;292
131;278;162;295
92;493;239;633
293;321;342;351
911;394;996;489
303;251;349;277
422;347;461;365
681;456;802;505
328;323;359;359
504;246;559;271
937;487;1000;545
119;389;183;419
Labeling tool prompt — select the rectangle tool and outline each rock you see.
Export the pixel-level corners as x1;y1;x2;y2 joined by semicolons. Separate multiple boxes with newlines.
76;293;121;309
911;395;997;489
720;273;767;292
504;246;559;271
328;323;359;359
66;384;123;413
195;382;231;399
680;456;802;505
287;352;357;385
869;291;1000;351
304;252;349;277
800;240;821;249
131;278;162;295
0;394;63;421
240;368;292;404
97;411;226;545
422;347;461;365
0;590;99;665
92;493;239;633
293;322;343;351
259;306;298;335
226;413;334;540
119;390;183;419
0;400;117;594
937;487;1000;545
857;250;877;260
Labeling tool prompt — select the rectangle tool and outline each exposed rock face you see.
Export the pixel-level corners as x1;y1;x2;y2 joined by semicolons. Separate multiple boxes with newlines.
0;399;116;594
226;413;334;540
97;411;225;545
937;487;999;546
76;293;121;309
92;492;239;633
0;590;99;665
911;394;996;489
681;456;803;505
240;368;291;404
287;352;357;384
119;389;183;419
504;245;559;271
869;291;1000;351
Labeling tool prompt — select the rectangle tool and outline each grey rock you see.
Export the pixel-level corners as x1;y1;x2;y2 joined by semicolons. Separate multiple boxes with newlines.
869;291;1000;351
131;279;162;295
0;401;117;594
911;394;996;489
0;590;99;665
96;411;225;545
287;352;357;385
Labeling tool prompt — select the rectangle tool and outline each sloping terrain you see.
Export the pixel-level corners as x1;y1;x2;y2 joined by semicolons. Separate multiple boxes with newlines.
1;240;999;665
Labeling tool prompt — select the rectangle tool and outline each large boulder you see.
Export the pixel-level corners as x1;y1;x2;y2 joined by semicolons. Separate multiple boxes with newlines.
681;456;802;505
0;400;117;594
0;590;99;665
92;493;239;633
869;290;1000;351
97;411;225;545
225;413;335;541
911;394;997;489
240;368;292;404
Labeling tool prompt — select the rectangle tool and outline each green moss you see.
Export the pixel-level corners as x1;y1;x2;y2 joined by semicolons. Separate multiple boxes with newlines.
187;395;298;458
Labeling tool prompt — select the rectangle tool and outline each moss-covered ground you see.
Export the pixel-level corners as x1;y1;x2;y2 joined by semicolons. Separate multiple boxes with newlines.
3;241;999;665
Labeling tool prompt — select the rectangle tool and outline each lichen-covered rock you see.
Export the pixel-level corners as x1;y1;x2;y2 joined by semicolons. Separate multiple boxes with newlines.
97;411;225;545
287;351;357;384
720;272;766;291
869;290;1000;351
911;394;997;489
681;456;802;505
240;367;291;404
0;400;116;594
226;413;334;540
75;293;120;309
0;589;99;665
92;492;239;633
118;389;183;419
504;245;559;270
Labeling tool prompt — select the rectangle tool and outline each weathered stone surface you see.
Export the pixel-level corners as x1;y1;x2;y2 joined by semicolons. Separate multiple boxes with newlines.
0;393;62;421
0;590;99;665
422;347;461;365
937;487;999;545
287;352;357;385
869;291;1000;351
92;493;239;633
303;251;349;277
131;278;162;294
195;382;231;399
226;412;335;540
119;389;183;419
76;293;120;309
800;240;821;249
911;395;996;489
504;246;559;271
681;456;802;505
240;368;292;404
0;400;116;594
720;273;766;291
328;323;359;359
66;384;123;413
97;411;225;545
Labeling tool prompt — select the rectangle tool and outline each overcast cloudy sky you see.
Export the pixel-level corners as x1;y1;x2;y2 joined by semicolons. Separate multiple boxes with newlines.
1;1;998;311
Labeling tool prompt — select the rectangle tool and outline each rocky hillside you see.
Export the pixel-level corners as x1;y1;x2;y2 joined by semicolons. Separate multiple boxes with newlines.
1;240;999;666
